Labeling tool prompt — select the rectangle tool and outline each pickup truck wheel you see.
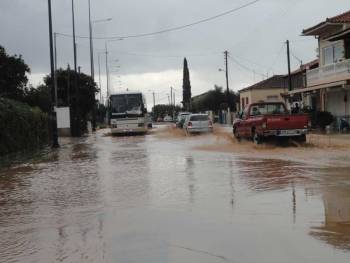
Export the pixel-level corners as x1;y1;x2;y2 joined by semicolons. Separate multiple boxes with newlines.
296;134;306;143
253;132;262;144
233;128;241;141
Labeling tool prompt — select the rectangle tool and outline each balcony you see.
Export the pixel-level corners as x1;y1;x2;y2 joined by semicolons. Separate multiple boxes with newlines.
306;59;350;87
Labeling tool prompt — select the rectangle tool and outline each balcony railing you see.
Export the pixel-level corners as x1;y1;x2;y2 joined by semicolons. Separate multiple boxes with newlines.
306;59;350;87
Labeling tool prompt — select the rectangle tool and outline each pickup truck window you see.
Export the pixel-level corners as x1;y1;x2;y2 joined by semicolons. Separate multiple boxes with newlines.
250;103;287;116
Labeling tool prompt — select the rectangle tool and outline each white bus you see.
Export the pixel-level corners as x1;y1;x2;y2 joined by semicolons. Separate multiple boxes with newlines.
109;91;148;135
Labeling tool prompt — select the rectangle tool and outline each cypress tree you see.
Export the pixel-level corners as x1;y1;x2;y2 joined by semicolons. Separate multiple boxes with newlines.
182;58;192;111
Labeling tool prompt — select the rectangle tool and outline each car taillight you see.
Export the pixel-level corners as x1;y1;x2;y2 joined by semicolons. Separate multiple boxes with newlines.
188;122;192;127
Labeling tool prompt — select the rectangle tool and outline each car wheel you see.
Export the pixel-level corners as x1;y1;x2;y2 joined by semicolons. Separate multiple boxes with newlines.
252;132;262;144
233;128;241;141
296;134;306;143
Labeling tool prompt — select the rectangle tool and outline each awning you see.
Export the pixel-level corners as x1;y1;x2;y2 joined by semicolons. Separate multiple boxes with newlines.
286;81;349;95
326;28;350;41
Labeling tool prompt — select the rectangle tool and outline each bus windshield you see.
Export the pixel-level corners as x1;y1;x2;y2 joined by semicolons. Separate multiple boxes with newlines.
110;94;145;116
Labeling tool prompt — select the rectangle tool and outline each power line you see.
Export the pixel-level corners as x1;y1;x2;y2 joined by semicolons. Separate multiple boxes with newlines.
56;0;262;40
266;43;285;74
290;51;303;65
228;55;266;78
108;50;220;58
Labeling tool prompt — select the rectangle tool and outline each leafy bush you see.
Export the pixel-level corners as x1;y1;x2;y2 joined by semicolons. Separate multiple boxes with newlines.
0;97;48;156
315;111;334;130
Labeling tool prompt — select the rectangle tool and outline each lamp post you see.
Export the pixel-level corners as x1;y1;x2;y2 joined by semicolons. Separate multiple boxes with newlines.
97;52;104;103
47;0;59;148
88;0;112;82
88;0;94;80
70;0;80;137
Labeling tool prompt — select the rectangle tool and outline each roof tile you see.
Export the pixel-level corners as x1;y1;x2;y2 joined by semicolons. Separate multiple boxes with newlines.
327;10;350;23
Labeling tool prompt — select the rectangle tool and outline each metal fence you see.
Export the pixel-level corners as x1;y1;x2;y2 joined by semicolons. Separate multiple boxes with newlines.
332;115;350;133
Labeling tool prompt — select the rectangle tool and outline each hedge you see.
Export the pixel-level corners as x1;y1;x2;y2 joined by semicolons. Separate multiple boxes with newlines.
0;97;49;156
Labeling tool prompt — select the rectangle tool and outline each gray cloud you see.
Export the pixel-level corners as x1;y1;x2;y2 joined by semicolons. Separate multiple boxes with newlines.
1;0;350;95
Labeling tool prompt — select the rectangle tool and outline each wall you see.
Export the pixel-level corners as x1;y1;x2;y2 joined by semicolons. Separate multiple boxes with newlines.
239;88;285;110
326;89;350;117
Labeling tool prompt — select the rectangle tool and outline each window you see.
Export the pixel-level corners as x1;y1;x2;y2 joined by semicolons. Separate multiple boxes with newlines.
249;103;287;116
324;46;333;65
334;42;344;62
190;115;209;121
246;97;249;105
266;95;278;101
323;42;344;65
242;98;245;109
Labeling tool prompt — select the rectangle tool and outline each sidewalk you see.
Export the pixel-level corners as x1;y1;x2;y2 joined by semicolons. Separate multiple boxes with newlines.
308;133;350;147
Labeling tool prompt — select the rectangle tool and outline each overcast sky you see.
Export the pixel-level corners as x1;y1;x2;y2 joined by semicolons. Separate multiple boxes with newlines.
1;0;350;106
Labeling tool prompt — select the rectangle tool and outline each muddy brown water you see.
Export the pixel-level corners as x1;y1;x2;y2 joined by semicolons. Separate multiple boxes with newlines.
1;125;350;262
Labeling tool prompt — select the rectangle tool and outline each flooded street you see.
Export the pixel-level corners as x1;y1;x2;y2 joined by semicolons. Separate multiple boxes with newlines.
1;126;350;263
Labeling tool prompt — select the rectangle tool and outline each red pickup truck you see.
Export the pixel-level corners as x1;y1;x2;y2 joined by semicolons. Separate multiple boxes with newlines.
233;102;310;144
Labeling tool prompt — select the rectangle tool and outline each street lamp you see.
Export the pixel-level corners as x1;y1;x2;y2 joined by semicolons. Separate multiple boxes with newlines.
47;0;59;148
88;6;113;82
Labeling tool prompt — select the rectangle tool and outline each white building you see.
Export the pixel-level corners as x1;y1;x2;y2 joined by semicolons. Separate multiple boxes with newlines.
290;11;350;129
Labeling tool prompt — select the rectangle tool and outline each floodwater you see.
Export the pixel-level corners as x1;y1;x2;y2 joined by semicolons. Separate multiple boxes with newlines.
1;125;350;263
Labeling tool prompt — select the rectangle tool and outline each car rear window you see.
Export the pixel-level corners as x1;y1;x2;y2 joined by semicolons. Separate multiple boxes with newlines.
190;115;209;121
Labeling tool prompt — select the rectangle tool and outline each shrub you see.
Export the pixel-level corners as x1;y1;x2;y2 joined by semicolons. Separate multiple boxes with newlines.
0;97;48;156
315;111;334;130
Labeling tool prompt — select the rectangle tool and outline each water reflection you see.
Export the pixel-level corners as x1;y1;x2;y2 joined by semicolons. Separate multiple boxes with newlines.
236;158;311;192
185;156;196;204
310;173;350;251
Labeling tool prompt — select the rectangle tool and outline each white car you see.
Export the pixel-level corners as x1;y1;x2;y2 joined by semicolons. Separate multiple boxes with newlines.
183;114;213;134
176;112;191;128
163;115;173;122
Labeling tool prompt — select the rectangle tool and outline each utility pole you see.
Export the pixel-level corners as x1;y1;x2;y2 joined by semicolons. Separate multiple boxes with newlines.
47;0;59;148
88;0;94;81
105;42;109;99
224;50;230;124
286;40;292;92
53;32;58;107
98;53;102;102
88;0;96;132
224;51;229;98
71;0;80;137
170;87;173;106
67;64;71;104
152;92;156;110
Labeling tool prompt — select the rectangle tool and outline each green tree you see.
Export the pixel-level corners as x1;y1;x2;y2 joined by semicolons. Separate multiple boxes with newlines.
153;104;182;120
182;58;192;111
0;45;30;100
24;84;50;113
192;85;238;113
43;68;99;133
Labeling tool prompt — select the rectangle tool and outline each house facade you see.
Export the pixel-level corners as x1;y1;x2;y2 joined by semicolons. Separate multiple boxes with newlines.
289;11;350;126
282;59;319;108
239;75;286;111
